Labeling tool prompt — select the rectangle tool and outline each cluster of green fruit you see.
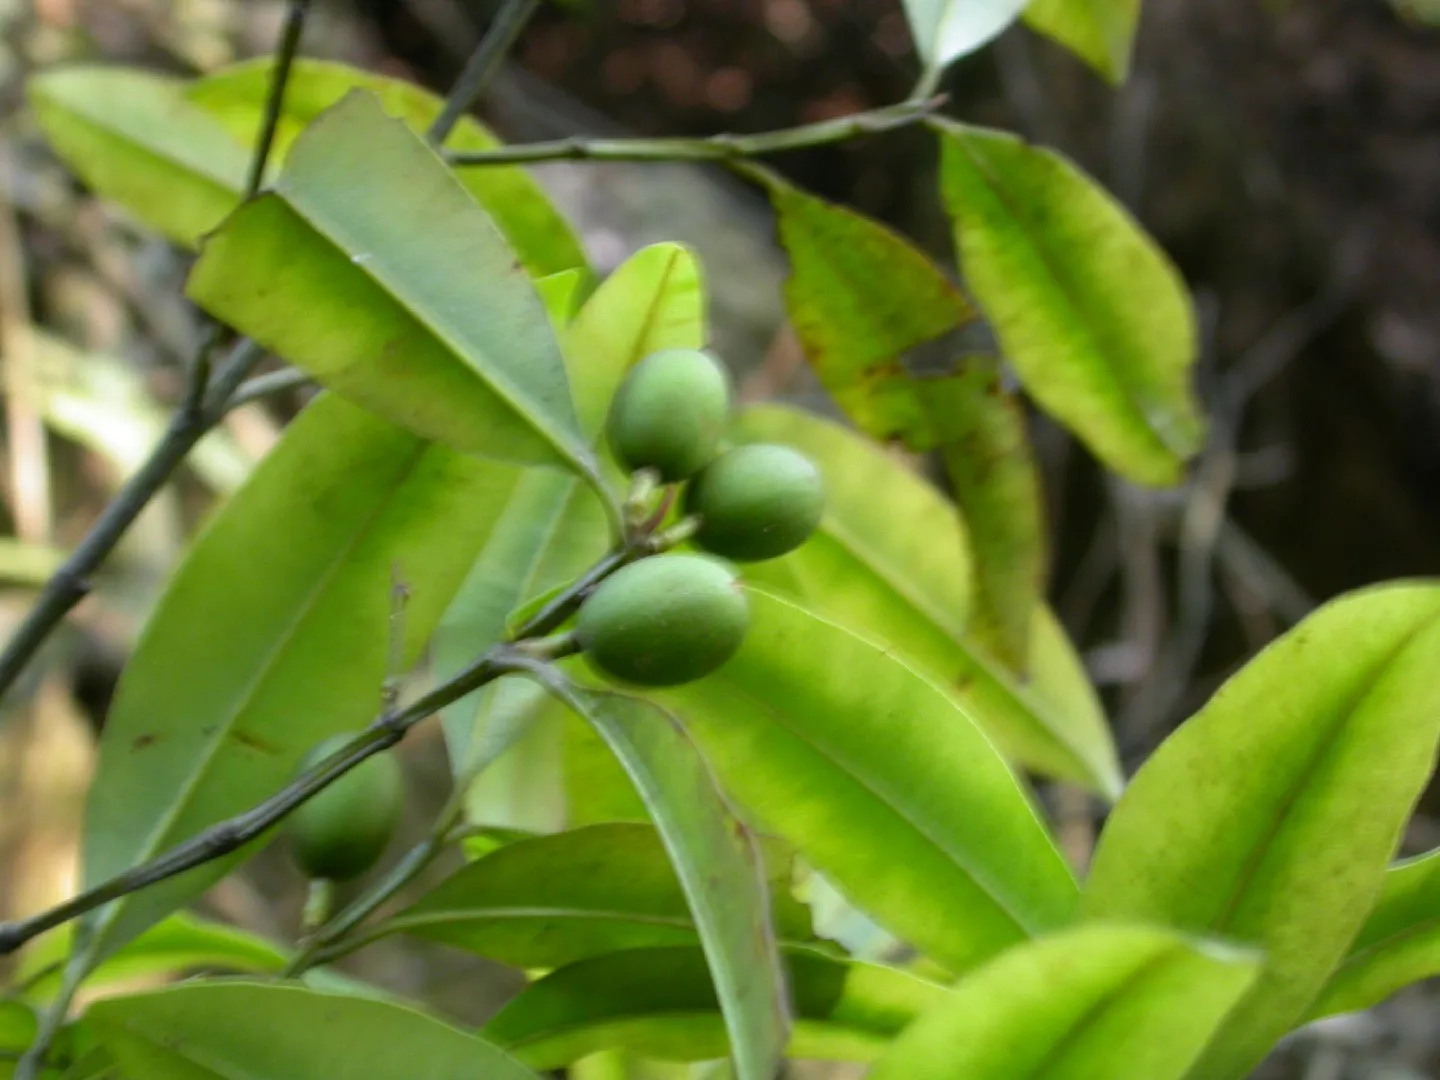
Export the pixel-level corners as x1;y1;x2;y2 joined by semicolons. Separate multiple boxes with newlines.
579;347;825;688
283;349;823;886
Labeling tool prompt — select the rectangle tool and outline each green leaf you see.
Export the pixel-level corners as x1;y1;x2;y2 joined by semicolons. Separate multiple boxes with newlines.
186;57;589;279
486;945;948;1068
548;687;791;1080
1308;847;1440;1019
653;586;1079;974
84;980;542;1079
732;404;1120;799
187;90;595;476
766;178;973;443
15;913;287;1004
1022;0;1140;84
901;0;1031;77
1083;582;1440;1079
80;393;523;960
934;120;1204;486
382;822;811;967
921;366;1046;671
0;1001;37;1056
868;925;1260;1080
27;67;250;247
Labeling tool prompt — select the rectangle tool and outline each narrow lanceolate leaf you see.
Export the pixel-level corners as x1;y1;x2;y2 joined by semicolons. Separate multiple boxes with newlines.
868;925;1260;1080
16;913;287;1004
901;0;1031;77
935;120;1204;486
656;587;1080;974
766;178;974;442
188;91;593;475
551;686;791;1080
1309;847;1440;1019
922;366;1046;671
28;67;250;247
80;394;522;961
381;823;811;968
186;57;588;279
1084;582;1440;1079
733;405;1120;799
486;945;948;1069
1023;0;1141;85
84;981;542;1080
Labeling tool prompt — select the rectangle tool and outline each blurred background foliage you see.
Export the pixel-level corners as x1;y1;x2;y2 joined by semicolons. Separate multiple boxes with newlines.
0;1;1437;1077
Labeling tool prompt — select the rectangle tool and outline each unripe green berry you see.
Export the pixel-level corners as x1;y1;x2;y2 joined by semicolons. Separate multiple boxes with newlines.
606;349;732;481
684;444;825;562
577;554;749;687
285;734;404;882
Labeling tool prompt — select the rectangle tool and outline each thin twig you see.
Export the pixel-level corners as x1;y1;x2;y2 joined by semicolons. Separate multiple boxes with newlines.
224;366;315;414
0;647;510;956
243;0;311;200
447;96;945;166
428;0;543;145
0;336;268;702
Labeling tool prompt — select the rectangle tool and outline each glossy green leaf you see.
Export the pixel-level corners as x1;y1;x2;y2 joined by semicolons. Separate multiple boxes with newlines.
935;120;1204;486
922;366;1046;671
80;393;522;960
766;178;973;443
381;823;810;967
1309;847;1440;1019
549;687;791;1080
16;913;287;1004
28;67;250;247
486;945;948;1068
653;587;1079;974
732;404;1120;798
1023;0;1140;84
84;981;541;1079
188;91;594;475
186;58;588;279
901;0;1030;77
1084;582;1440;1079
563;705;651;826
868;925;1260;1080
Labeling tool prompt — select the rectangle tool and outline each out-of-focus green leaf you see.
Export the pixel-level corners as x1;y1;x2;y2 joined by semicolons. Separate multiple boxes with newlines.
921;365;1045;671
1084;582;1440;1079
0;1000;37;1059
16;913;287;1004
732;405;1120;799
548;687;791;1080
1022;0;1140;85
563;706;650;826
187;58;588;279
188;91;595;476
1309;847;1440;1019
766;177;973;442
28;67;250;247
868;925;1260;1080
934;120;1204;486
652;587;1079;974
486;945;948;1068
84;981;542;1079
80;393;522;961
901;0;1030;79
382;823;810;968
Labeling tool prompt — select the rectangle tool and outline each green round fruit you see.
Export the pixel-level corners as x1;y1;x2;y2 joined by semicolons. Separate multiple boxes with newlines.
577;554;749;687
285;735;404;882
684;443;825;561
606;348;732;481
